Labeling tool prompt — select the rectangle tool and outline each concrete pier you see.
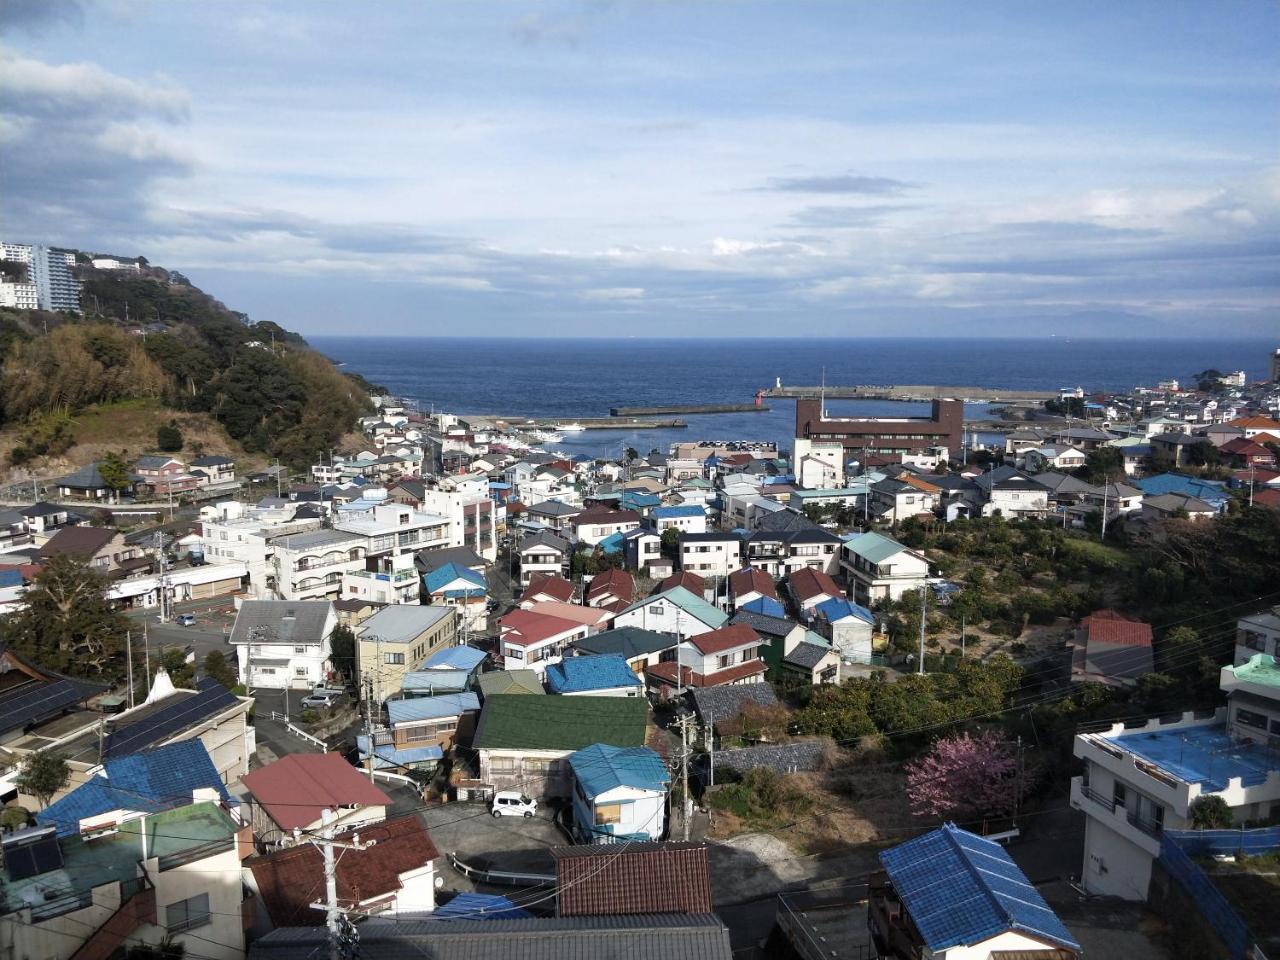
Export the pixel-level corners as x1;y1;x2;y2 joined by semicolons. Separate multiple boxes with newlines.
765;385;1058;402
610;403;769;416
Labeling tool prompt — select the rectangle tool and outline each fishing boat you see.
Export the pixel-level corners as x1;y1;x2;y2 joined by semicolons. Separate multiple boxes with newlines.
556;422;586;432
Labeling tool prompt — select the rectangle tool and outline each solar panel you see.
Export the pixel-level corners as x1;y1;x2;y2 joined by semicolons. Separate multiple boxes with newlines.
2;826;64;880
0;679;96;736
103;679;236;759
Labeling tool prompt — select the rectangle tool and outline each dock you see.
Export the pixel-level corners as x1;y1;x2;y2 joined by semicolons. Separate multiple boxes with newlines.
463;415;688;430
765;384;1058;402
610;403;769;417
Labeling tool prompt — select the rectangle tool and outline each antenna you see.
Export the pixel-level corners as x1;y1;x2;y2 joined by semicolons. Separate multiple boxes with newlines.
820;367;827;418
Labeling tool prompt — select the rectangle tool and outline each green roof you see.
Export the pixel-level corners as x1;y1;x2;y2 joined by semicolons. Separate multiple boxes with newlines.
1227;653;1280;689
476;670;545;696
473;694;649;751
844;531;909;564
615;585;728;629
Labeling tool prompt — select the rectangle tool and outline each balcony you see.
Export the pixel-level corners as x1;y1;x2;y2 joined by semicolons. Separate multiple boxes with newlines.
1070;777;1162;856
346;568;418;584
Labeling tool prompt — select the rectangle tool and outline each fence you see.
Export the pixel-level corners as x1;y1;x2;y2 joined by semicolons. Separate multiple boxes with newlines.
1159;829;1280;960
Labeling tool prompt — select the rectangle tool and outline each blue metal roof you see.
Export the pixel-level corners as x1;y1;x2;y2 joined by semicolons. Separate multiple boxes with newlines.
545;655;643;694
0;569;22;588
739;596;787;618
387;692;480;724
597;531;626;555
38;740;231;837
424;562;487;596
420;645;487;672
814;597;875;625
435;892;532;921
402;670;471;694
1135;472;1229;504
567;743;669;798
879;823;1080;953
651;505;704;519
355;736;443;770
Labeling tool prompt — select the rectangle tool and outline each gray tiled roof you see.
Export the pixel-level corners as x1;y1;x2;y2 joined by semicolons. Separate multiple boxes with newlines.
689;684;778;723
249;914;733;960
712;740;830;777
784;641;833;670
728;610;798;638
229;600;333;645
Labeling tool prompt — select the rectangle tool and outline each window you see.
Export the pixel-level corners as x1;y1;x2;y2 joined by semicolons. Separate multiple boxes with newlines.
1236;708;1268;731
490;757;517;774
595;801;627;825
649;605;664;615
1241;630;1269;653
294;667;308;677
384;652;405;665
294;646;307;654
166;893;211;933
716;654;731;669
1112;782;1127;809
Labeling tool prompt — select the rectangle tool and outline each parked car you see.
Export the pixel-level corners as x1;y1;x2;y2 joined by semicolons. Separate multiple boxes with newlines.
301;690;342;709
490;791;538;819
175;613;197;627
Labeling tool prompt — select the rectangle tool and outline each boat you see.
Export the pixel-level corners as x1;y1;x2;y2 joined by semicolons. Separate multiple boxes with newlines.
527;429;563;444
556;422;586;432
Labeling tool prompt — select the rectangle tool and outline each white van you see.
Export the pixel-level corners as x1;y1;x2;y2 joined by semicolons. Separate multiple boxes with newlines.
490;791;538;818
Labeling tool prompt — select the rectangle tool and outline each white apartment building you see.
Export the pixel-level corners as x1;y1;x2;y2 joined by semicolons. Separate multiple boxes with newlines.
2;244;82;312
341;550;420;605
414;476;497;562
0;281;38;309
1235;606;1280;664
91;257;142;272
1071;654;1280;900
200;501;321;598
678;532;742;578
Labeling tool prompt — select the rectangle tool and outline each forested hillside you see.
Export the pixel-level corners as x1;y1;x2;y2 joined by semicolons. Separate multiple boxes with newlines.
0;257;376;470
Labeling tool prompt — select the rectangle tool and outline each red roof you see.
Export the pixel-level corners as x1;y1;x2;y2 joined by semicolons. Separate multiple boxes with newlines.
1081;610;1153;647
575;506;642;527
1254;488;1280;509
587;568;635;605
689;622;761;656
246;816;439;924
1230;415;1280;430
1220;438;1273;456
729;566;776;600
521;573;574;604
788;567;840;603
241;753;391;830
553;842;712;917
657;571;705;595
500;608;584;646
645;658;766;688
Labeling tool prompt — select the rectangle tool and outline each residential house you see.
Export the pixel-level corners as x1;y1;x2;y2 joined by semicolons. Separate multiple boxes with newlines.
1071;654;1280;900
728;566;776;610
473;694;650;799
657;571;706;596
55;462;115;501
612;585;728;638
519;572;575;607
546;655;645;697
646;623;766;693
422;562;487;627
18;502;74;537
499;609;596;676
649;504;707;535
742;509;842;577
728;609;807;672
1069;610;1154;686
1050;426;1117;450
1022;444;1088;473
1219;436;1277;468
1004;426;1051;456
38;526;135;574
553;841;712;918
476;669;545;698
1134;473;1231;512
781;631;841;685
869;823;1080;960
585;568;635;613
810;597;876;663
841;532;930;604
0;802;250;960
189;455;236;486
516;530;571;587
688;684;780;728
1149;431;1211;467
245;815;438;929
241;752;390;838
228;599;335;690
356;605;459;702
573;627;681;676
525;499;582;532
572;506;642;547
0;646;103;751
132;456;201;497
1230;414;1280;438
372;693;481;769
1140;492;1217;523
415;544;486;579
678;531;742;577
975;467;1050;518
619;527;664;576
1235;605;1280;663
566;745;668;843
870;477;939;524
786;567;841;615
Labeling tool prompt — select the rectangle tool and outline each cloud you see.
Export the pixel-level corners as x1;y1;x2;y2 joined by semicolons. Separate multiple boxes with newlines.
580;286;645;301
0;0;85;33
761;173;918;195
0;49;188;121
509;11;590;47
786;205;914;228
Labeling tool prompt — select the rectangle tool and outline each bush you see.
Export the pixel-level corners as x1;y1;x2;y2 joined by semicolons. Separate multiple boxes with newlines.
1;807;30;831
1189;795;1232;830
156;421;183;452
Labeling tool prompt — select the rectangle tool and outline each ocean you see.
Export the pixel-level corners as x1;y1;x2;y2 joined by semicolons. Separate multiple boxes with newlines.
310;337;1275;459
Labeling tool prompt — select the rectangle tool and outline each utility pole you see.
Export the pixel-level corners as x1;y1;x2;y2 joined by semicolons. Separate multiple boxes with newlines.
1100;476;1110;541
363;671;377;782
679;713;691;842
125;631;135;709
143;625;152;695
307;809;376;960
154;531;170;623
917;584;928;675
706;710;715;788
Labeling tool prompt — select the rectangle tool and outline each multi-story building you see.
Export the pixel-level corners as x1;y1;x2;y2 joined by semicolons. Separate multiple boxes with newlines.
342;550;421;605
678;531;742;577
228;600;335;690
1236;605;1280;664
1071;653;1280;900
2;244;82;312
794;397;962;459
0;281;38;309
355;605;459;702
412;476;497;562
840;531;930;604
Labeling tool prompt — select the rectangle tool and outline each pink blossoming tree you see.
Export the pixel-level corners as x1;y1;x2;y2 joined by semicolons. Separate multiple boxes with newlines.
905;731;1018;820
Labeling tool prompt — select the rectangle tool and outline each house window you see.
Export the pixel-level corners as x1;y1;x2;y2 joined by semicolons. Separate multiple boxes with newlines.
1236;708;1268;731
716;654;731;669
166;893;211;933
1112;782;1127;809
649;605;664;615
294;667;308;677
384;652;405;665
259;667;276;675
595;802;628;825
1241;631;1268;652
294;646;307;654
490;757;517;774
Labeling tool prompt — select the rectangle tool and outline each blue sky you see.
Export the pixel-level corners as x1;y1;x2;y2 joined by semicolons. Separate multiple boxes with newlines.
2;0;1277;337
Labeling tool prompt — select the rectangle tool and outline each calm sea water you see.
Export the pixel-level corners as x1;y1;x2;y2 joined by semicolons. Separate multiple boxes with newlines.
311;337;1275;458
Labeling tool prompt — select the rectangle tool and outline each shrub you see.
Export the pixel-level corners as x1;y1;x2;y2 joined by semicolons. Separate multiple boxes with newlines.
1189;795;1232;830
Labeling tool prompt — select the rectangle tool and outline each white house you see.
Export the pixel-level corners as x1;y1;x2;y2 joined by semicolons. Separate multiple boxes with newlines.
567;744;668;843
229;599;335;690
499;608;596;676
1235;605;1280;664
649;504;707;535
678;531;742;577
646;623;766;691
1070;654;1280;900
611;585;728;638
840;532;930;604
517;529;571;587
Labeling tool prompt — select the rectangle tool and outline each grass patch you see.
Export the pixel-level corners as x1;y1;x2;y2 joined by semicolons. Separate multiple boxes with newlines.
1061;536;1135;568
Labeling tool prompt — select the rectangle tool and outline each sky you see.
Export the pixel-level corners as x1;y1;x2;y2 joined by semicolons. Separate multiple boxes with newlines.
2;0;1278;338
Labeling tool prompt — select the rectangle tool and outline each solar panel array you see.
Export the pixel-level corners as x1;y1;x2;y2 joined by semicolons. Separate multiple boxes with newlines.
103;678;236;759
0;678;96;736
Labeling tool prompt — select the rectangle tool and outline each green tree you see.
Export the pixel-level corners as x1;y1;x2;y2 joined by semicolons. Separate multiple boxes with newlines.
126;935;185;960
97;451;131;492
157;648;194;689
202;650;238;690
156;420;183;452
1078;447;1124;484
624;447;638;462
329;624;356;679
16;750;69;809
0;554;128;677
660;527;680;554
1188;795;1232;830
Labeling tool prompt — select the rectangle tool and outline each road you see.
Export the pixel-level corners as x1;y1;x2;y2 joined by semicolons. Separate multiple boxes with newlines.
124;595;238;663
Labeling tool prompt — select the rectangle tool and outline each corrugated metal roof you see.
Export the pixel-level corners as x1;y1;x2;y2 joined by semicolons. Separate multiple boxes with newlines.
387;692;480;723
358;605;454;644
843;530;909;564
567;743;668;797
545;655;643;694
421;645;487;672
878;823;1080;953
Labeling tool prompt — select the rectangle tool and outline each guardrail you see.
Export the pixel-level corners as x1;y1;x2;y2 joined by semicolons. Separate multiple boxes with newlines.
269;712;327;751
445;851;556;888
371;769;418;787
